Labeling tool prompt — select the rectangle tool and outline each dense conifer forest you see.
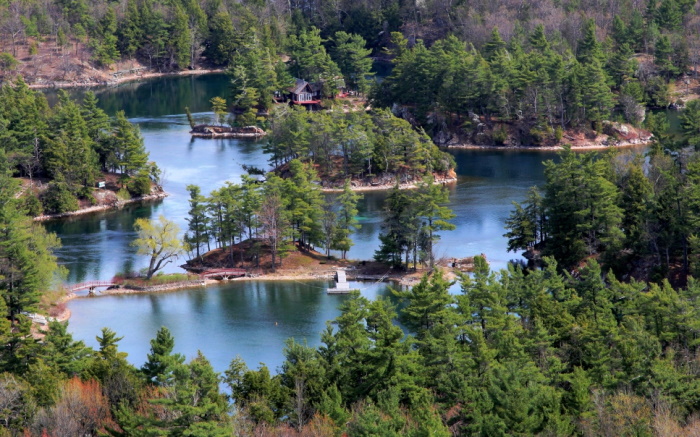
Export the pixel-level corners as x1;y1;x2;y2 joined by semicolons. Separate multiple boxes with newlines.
6;0;700;435
1;0;698;145
0;79;158;215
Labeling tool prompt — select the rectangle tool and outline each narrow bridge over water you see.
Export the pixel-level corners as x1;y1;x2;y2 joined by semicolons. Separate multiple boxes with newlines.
67;269;247;295
69;280;121;294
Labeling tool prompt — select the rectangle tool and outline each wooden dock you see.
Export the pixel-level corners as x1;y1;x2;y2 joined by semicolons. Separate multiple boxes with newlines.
327;270;359;294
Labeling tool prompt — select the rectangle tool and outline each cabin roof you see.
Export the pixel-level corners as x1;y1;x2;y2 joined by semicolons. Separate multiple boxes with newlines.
289;78;312;94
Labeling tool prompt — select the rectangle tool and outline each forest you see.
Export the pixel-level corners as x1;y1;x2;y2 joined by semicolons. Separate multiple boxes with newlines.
6;0;700;435
181;158;454;272
504;99;700;285
264;106;455;184
0;78;157;215
1;0;699;146
180;161;364;268
9;208;700;435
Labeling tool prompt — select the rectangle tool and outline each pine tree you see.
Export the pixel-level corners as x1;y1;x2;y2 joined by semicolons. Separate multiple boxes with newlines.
416;176;456;268
112;111;149;175
288;27;341;93
577;20;605;65
0;171;62;321
657;0;683;30
528;25;550;52
81;91;111;171
483;27;507;61
141;326;185;386
655;34;676;77
332;179;361;259
374;181;420;267
171;5;191;68
393;270;454;336
150;353;231;435
185;185;209;260
286;159;324;247
259;175;292;271
331;31;373;94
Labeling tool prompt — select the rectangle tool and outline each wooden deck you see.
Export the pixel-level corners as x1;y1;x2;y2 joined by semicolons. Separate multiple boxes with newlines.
327;269;358;294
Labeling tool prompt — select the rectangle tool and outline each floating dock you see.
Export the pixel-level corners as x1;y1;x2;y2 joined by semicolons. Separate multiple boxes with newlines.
327;270;359;294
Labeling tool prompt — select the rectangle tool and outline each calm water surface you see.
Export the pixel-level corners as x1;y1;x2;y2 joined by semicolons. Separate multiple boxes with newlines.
47;74;554;371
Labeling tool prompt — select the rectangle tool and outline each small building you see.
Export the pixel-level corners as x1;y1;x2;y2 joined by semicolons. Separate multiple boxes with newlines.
275;77;347;107
288;78;322;105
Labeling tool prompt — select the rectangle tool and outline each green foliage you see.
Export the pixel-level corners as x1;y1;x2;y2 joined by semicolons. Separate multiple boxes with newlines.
288;27;341;96
506;147;624;269
41;181;78;214
331;180;362;259
210;96;227;126
126;169;151;197
266;107;453;182
681;99;700;148
141;326;185;386
331;31;373;94
375;177;455;269
184;184;209;260
0;53;19;73
132;215;185;280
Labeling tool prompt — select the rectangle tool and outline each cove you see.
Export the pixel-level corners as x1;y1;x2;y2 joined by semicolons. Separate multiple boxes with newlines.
45;74;553;371
66;280;396;372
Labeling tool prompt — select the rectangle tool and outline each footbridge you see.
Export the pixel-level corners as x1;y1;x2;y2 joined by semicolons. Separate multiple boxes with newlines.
69;280;121;294
200;268;247;280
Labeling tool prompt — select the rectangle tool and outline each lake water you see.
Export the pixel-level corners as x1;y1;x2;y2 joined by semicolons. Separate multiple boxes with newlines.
47;74;554;372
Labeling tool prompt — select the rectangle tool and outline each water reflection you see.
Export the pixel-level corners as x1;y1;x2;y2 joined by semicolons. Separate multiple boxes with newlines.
43;73;231;117
67;280;395;372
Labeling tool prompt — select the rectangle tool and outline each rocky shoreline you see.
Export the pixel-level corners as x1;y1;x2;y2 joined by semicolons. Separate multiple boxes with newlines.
52;268;432;322
319;170;458;192
33;191;169;222
321;176;457;192
27;68;224;89
189;124;267;139
446;139;653;152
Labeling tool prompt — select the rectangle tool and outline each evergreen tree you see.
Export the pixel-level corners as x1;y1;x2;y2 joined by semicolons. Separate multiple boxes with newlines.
577;20;605;65
331;179;361;259
415;176;455;268
331;31;373;94
141;326;185;386
258;175;292;271
111;111;149;175
0;171;62;321
150;353;231;435
374;181;419;267
483;27;507;61
288;27;341;95
184;184;209;260
655;34;676;77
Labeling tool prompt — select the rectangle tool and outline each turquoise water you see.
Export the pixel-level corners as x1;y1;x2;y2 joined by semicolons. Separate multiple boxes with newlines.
47;74;558;371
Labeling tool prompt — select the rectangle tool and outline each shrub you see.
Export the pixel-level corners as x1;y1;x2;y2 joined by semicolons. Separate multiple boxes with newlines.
42;182;79;214
492;125;509;145
21;194;43;216
116;188;131;201
127;171;152;197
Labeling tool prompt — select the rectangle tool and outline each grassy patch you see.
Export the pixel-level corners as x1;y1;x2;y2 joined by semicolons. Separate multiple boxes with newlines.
121;273;199;287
